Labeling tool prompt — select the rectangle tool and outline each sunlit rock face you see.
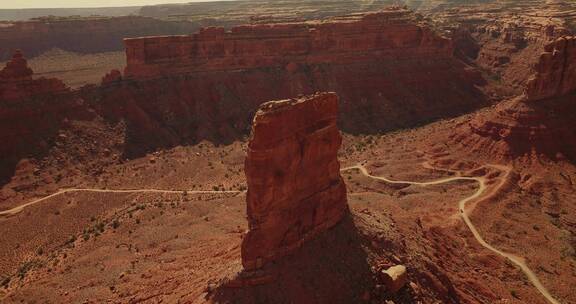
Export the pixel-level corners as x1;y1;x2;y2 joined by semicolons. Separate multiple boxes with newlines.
242;92;348;270
123;9;453;79
526;36;576;101
451;36;576;161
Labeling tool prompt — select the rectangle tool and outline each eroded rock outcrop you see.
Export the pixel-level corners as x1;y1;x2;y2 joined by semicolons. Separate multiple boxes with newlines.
241;92;348;270
429;0;575;94
0;51;90;184
451;35;576;161
0;50;32;81
101;69;122;85
124;9;453;79
526;36;576;100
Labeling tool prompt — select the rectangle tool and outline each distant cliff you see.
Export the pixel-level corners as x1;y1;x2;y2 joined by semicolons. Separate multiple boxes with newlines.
139;0;401;23
0;16;198;60
0;6;140;22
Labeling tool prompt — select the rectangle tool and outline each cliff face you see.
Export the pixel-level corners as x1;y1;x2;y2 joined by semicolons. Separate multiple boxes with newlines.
124;10;453;79
139;0;402;24
94;9;486;157
428;0;575;95
0;51;90;184
452;35;576;161
526;36;576;101
242;93;348;271
0;16;198;61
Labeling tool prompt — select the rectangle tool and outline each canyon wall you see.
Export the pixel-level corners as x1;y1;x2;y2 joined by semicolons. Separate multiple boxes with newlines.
124;10;453;79
92;9;486;157
452;35;576;161
526;36;576;101
429;0;576;95
242;92;348;270
0;51;90;184
0;16;198;61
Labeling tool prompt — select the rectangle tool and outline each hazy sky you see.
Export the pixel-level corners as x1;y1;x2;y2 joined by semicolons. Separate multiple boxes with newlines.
0;1;229;9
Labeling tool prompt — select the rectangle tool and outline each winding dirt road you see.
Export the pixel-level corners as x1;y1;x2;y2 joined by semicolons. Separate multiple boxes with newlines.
0;188;243;218
341;163;561;304
0;163;561;303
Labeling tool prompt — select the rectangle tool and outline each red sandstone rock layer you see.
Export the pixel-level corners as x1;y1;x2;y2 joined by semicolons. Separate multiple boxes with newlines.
429;0;576;94
0;50;67;101
526;36;576;101
452;97;576;160
242;92;348;270
123;9;453;79
452;35;576;161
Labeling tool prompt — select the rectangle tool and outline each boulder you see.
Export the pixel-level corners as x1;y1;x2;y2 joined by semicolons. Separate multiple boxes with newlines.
381;265;408;293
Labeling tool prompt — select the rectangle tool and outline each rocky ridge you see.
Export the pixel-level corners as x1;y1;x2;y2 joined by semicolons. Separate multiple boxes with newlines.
526;36;576;100
426;0;576;94
452;35;576;161
0;51;91;184
124;9;453;79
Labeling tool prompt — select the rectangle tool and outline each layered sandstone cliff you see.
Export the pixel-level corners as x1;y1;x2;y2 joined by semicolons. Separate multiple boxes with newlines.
452;35;576;161
241;92;348;270
526;36;576;100
428;0;575;94
92;8;485;157
0;50;67;100
0;51;89;184
124;10;453;79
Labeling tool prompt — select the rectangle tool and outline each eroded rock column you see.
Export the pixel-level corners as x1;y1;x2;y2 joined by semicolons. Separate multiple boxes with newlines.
242;92;348;270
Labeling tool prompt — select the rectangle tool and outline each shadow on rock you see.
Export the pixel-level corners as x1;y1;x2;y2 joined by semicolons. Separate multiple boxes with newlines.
208;213;374;304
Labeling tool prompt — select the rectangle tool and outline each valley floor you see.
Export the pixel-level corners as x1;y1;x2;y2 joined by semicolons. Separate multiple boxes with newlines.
1;114;575;304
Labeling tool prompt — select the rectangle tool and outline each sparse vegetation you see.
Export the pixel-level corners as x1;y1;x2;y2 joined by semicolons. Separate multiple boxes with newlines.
1;276;10;288
17;260;43;279
65;235;77;246
510;289;520;299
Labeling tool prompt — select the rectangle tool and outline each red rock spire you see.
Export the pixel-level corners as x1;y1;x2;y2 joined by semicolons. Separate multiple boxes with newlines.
241;92;349;270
